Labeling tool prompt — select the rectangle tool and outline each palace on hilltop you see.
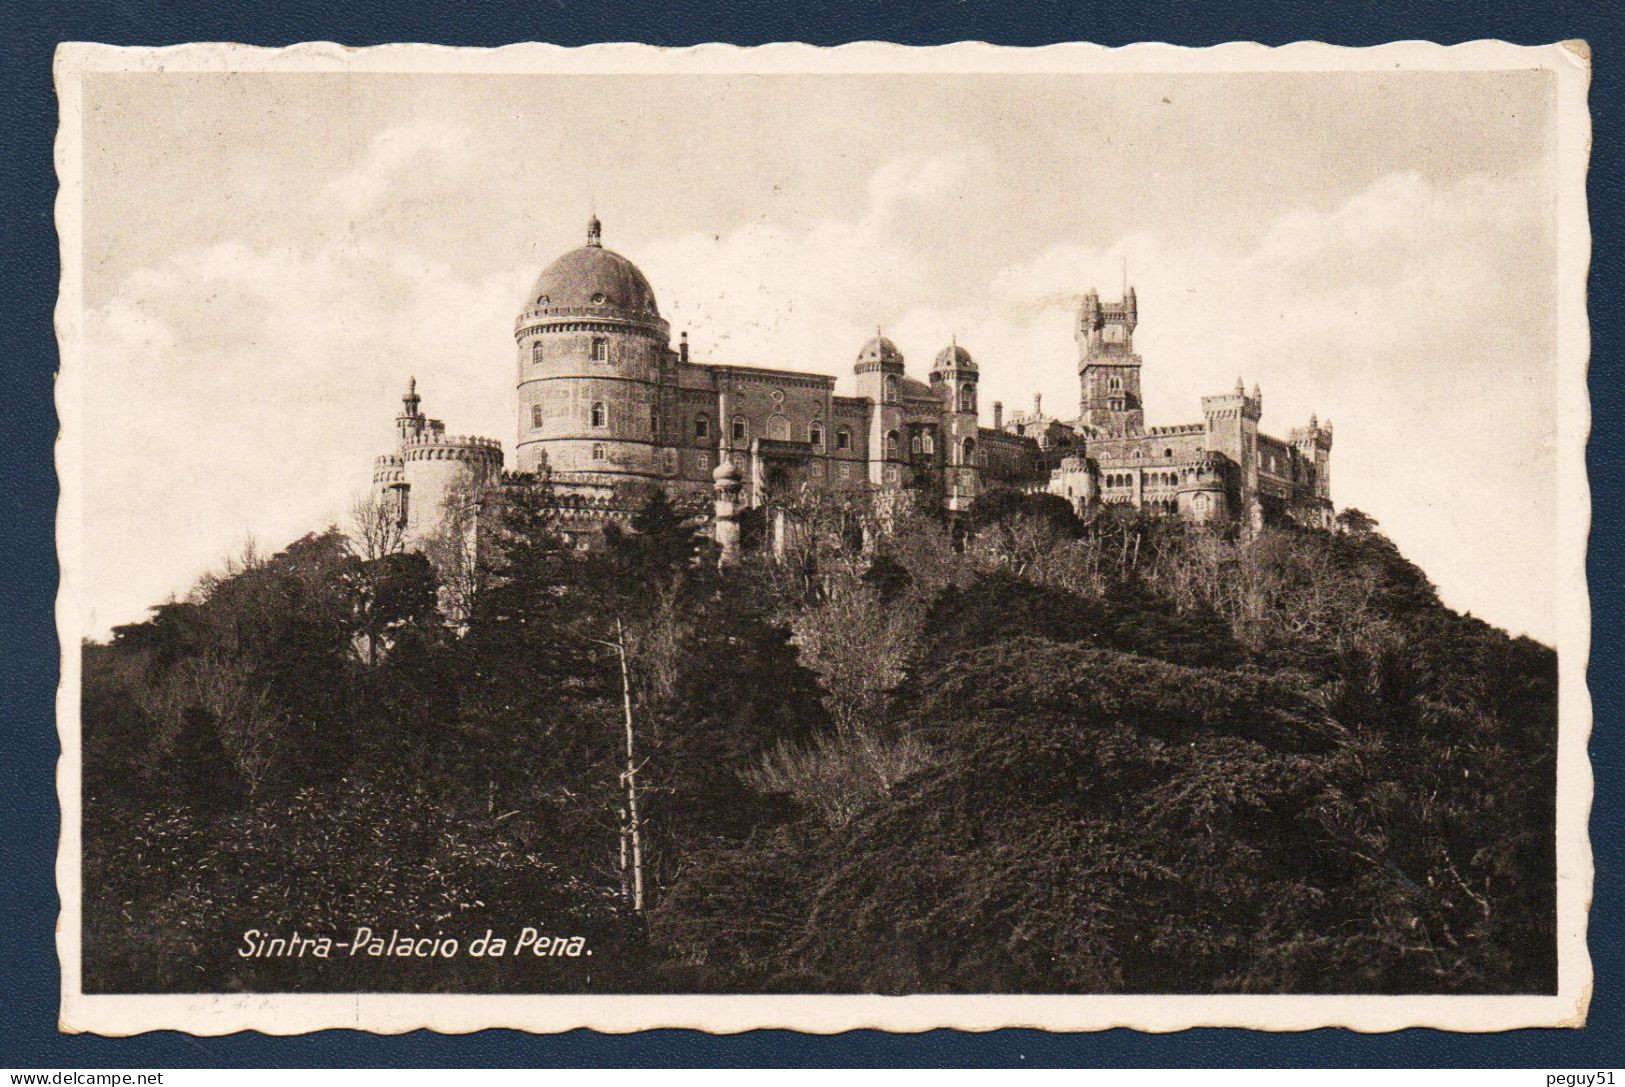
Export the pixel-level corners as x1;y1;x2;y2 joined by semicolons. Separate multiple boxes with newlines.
370;216;1334;560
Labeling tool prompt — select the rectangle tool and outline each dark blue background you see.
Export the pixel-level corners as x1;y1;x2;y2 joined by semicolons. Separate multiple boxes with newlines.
2;0;1619;1068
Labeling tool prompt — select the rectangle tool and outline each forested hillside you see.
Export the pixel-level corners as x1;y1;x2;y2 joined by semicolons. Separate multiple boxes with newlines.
81;484;1556;994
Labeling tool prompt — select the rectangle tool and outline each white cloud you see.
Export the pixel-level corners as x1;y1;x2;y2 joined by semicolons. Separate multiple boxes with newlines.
321;121;478;217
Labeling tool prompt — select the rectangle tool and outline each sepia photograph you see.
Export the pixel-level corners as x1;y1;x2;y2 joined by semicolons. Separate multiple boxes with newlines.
52;39;1592;1035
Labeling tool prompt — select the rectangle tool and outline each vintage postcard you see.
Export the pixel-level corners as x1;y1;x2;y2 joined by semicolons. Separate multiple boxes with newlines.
54;40;1592;1035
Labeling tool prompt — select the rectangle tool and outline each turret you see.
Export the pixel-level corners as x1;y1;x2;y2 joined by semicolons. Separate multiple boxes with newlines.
396;377;427;443
930;335;978;414
1289;413;1335;509
712;458;743;567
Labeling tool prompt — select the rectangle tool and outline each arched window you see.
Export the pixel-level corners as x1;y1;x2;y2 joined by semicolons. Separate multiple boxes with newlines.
809;421;824;447
1109;375;1123;393
591;336;608;362
732;417;747;441
884;375;898;403
531;342;544;365
922;431;934;455
1132;449;1142;459
962;437;976;464
885;430;900;459
958;384;975;413
530;404;544;429
695;414;709;439
1164;448;1173;458
835;426;851;451
590;402;607;428
591;443;606;461
768;414;790;441
910;432;922;455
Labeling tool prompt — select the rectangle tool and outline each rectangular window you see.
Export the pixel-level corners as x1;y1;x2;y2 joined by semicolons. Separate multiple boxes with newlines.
732;418;747;441
836;429;851;451
591;337;608;362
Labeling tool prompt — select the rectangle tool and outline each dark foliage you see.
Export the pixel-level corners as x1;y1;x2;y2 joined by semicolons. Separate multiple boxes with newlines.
81;508;1556;996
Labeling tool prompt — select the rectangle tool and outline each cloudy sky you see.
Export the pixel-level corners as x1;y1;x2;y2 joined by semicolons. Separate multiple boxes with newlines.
75;66;1560;641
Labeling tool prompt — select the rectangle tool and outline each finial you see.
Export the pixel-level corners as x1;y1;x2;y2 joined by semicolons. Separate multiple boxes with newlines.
587;213;602;247
408;376;416;396
1235;376;1245;395
1310;412;1319;429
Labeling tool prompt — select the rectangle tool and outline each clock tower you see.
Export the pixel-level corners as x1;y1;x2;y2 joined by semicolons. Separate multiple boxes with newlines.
1076;286;1144;435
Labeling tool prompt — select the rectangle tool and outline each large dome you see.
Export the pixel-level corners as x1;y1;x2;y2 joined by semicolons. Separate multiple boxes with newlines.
526;216;660;319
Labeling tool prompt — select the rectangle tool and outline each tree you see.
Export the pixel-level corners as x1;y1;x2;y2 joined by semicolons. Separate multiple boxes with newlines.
348;490;407;562
1335;507;1380;535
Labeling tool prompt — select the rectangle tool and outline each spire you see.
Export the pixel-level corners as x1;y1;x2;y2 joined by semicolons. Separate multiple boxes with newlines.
1235;376;1246;396
403;376;421;415
586;214;602;248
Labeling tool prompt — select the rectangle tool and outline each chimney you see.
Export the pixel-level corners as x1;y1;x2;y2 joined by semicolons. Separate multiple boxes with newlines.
679;330;689;365
993;400;1003;429
1034;393;1043;418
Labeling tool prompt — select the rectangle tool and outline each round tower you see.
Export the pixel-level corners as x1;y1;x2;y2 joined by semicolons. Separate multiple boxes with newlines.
373;453;408;528
514;217;672;486
1176;452;1230;525
400;431;503;545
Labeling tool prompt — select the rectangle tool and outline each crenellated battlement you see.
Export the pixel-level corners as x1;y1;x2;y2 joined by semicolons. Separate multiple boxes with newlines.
1200;392;1262;422
1147;423;1206;436
372;454;406;485
400;434;504;464
1177;451;1230;489
1289;419;1335;450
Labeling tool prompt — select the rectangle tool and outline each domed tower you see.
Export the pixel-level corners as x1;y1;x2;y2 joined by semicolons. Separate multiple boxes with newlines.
514;216;672;486
854;331;908;487
930;337;981;512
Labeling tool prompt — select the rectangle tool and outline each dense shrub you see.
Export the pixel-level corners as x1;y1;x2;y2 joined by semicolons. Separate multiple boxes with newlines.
81;495;1556;995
